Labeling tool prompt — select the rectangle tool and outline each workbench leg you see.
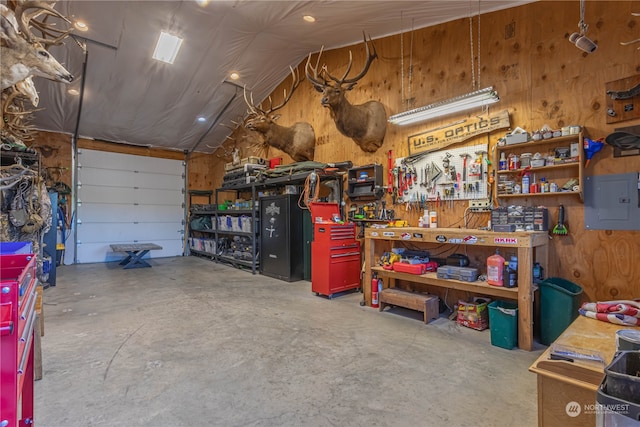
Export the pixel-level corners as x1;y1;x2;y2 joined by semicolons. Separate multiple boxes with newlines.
518;247;533;351
364;237;373;306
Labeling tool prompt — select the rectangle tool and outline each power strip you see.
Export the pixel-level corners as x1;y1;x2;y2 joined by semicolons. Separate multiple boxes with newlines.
469;199;492;212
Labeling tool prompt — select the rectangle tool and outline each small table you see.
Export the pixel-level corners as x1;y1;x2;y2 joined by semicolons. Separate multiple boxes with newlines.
110;243;163;269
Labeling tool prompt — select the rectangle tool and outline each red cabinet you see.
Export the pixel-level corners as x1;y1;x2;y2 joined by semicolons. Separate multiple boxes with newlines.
310;203;361;298
1;254;37;427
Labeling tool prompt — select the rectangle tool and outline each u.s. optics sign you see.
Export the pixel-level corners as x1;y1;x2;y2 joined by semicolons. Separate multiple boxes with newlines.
408;110;511;155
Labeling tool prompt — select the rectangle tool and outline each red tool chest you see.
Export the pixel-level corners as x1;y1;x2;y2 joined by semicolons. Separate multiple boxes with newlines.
1;254;37;427
310;203;361;298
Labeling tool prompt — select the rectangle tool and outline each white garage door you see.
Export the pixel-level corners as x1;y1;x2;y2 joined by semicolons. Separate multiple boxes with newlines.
74;149;185;264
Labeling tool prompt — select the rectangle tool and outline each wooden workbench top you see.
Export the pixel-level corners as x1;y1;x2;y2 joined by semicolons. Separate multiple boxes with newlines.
529;315;629;390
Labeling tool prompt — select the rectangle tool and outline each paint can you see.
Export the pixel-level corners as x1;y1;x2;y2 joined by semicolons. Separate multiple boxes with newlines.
616;329;640;351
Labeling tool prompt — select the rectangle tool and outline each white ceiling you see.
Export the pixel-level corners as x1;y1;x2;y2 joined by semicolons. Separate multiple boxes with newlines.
29;0;534;153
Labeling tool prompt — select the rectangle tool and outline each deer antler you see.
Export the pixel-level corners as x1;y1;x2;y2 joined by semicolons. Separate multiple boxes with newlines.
323;32;378;86
12;0;72;46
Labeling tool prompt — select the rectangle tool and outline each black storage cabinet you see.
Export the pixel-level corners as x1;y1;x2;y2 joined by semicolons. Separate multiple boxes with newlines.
259;194;305;281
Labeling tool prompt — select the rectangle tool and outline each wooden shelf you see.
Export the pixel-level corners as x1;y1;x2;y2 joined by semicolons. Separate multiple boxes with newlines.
372;266;519;300
496;134;581;151
496;162;579;174
497;191;581;199
494;131;584;203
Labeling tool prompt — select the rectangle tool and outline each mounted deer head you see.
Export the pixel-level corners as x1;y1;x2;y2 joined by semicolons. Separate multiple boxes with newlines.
0;3;73;90
243;66;315;162
305;32;386;153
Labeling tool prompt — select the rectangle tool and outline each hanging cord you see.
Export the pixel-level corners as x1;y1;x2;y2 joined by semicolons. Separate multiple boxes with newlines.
400;11;405;109
298;171;320;210
469;12;475;90
578;0;588;35
477;0;481;89
408;18;414;109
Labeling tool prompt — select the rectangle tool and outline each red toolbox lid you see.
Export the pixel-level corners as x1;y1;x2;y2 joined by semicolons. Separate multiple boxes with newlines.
309;202;341;224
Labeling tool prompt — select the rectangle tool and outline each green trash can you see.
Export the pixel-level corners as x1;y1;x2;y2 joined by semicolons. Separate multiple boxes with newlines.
488;300;518;350
539;277;583;345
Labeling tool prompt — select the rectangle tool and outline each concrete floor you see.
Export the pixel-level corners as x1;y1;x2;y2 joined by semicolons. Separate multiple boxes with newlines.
36;256;543;427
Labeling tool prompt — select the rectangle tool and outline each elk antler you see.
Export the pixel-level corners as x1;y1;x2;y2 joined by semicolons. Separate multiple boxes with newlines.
323;32;378;86
244;66;301;116
305;45;329;90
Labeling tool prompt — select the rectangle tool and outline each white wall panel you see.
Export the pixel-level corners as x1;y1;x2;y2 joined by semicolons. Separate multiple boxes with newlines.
75;149;185;264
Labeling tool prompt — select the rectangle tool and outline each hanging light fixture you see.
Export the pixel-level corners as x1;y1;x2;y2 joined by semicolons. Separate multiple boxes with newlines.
388;86;499;126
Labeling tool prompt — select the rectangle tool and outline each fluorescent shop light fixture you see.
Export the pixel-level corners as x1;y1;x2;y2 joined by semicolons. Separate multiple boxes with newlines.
152;31;183;64
388;87;500;126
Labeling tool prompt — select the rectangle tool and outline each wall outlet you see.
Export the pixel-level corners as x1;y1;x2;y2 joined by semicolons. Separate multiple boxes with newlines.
469;199;491;211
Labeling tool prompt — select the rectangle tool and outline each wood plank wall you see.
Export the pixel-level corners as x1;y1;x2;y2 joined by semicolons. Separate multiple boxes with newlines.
31;1;639;302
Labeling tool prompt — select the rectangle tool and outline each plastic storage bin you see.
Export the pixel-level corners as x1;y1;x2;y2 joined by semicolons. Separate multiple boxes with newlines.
539;277;584;345
604;351;640;405
488;300;518;349
597;381;640;426
0;241;33;255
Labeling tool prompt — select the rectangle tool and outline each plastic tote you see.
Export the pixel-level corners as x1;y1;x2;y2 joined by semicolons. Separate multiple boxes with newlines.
539;277;584;345
488;300;518;349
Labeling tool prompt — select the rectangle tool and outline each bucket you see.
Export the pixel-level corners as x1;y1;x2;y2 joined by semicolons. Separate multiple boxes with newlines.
617;330;640;351
539;277;583;345
488;300;518;349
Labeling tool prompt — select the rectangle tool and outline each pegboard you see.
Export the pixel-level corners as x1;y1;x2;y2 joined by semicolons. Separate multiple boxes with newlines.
394;142;490;204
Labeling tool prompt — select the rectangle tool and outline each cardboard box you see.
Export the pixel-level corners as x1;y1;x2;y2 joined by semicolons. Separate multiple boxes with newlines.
505;132;529;145
457;297;492;330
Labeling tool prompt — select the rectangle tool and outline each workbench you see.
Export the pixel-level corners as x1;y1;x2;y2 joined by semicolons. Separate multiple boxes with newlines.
364;227;549;351
528;315;627;427
110;243;163;269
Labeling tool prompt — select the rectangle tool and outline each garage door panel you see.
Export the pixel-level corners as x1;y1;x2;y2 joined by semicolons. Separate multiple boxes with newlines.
79;203;184;223
78;168;136;187
78;185;135;204
129;172;184;190
79;151;183;175
135;188;183;205
78;222;182;243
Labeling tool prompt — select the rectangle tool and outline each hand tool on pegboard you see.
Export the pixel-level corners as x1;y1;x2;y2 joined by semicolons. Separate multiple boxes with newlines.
387;150;393;193
552;205;568;235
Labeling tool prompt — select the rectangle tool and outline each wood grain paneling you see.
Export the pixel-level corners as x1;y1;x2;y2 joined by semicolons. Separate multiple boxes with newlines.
31;2;639;301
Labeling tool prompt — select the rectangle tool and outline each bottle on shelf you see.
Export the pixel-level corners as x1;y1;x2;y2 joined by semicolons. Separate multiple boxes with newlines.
487;249;506;286
499;152;507;171
522;172;530;194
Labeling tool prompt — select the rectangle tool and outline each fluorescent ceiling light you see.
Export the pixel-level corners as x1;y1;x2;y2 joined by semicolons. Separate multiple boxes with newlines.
388;87;500;126
152;32;183;64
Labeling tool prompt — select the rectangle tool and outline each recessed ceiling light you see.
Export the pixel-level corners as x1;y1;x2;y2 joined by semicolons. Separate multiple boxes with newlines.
74;21;89;32
68;89;80;96
303;15;316;23
152;31;183;64
229;72;240;80
195;0;209;6
197;116;206;123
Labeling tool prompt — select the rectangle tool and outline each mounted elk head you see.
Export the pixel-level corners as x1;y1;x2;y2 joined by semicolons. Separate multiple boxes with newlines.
305;33;386;153
0;2;73;90
244;66;315;162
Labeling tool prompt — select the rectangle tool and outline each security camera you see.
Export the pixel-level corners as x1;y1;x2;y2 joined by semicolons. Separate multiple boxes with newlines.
569;32;598;53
